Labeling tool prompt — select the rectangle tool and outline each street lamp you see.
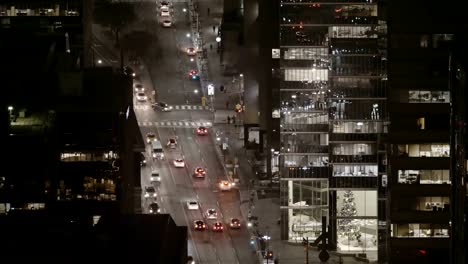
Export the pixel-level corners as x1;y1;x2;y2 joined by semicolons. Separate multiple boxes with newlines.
183;8;187;12
215;37;221;43
194;89;199;94
97;59;102;64
7;106;13;112
190;58;194;62
239;73;244;77
186;33;191;38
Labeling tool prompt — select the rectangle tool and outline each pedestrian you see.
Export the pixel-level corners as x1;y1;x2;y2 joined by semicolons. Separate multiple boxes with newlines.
226;101;229;109
227;116;231;124
207;7;210;16
232;115;236;124
213;25;216;32
210;43;213;50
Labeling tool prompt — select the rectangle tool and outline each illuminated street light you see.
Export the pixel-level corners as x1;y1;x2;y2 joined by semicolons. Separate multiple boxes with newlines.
190;58;194;62
186;33;191;38
97;59;102;64
215;37;221;43
247;222;253;227
194;89;199;94
7;106;13;111
239;73;243;77
183;8;187;12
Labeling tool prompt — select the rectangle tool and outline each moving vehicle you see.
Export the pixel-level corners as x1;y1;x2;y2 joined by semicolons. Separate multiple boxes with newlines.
167;138;177;149
152;102;173;112
219;180;233;191
189;70;199;80
187;200;199;210
205;209;218;219
212;222;224;232
146;132;156;143
193;167;206;178
152;140;165;160
186;47;197;56
229;218;241;229
149;203;160;214
196;127;208;135
139;152;146;166
144;186;157;198
134;83;144;93
173;157;185;168
150;170;161;182
162;19;172;27
124;66;135;77
194;220;206;231
136;92;147;102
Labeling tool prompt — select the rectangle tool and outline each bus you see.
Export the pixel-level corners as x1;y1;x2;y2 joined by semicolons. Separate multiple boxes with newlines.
152;140;164;160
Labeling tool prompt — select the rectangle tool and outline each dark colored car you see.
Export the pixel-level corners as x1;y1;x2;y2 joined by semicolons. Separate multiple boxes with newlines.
149;203;160;214
194;220;206;231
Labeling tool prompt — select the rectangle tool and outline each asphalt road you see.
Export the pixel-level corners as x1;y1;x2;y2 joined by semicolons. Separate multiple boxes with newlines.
131;2;257;264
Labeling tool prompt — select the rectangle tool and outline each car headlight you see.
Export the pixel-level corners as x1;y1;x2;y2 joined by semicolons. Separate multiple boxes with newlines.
156;177;161;181
153;193;157;197
151;177;155;181
161;154;164;157
169;106;173;109
153;153;156;158
149;209;153;213
145;193;149;197
157;208;161;213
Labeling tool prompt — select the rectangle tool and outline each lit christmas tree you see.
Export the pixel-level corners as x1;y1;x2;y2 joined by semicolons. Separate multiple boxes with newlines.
338;190;361;242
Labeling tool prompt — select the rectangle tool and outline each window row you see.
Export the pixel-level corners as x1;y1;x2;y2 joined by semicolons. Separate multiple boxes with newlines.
332;121;383;133
61;151;118;162
0;5;80;16
392;223;449;238
398;170;450;185
408;91;450;103
397;144;449;158
332;143;376;155
282;155;329;167
283;47;329;60
333;165;378;177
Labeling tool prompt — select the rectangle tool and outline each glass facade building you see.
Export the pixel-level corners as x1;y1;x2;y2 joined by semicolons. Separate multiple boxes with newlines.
278;0;387;260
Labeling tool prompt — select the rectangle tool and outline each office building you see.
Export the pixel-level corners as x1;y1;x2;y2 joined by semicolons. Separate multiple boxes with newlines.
278;0;387;261
386;1;467;263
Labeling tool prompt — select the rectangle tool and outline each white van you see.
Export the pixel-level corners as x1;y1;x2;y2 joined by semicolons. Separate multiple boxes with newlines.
152;140;164;160
150;169;161;182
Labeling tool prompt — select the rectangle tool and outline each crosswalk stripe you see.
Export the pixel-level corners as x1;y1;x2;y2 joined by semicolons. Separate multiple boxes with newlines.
175;105;180;110
178;122;183;126
196;122;201;126
184;122;189;126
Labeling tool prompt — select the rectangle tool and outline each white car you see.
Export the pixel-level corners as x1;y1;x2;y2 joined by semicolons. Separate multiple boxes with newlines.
136;92;147;102
219;180;234;191
161;9;170;17
162;19;172;27
187;200;199;210
173;158;185;168
144;186;157;198
150;170;161;182
205;209;218;219
134;83;144;93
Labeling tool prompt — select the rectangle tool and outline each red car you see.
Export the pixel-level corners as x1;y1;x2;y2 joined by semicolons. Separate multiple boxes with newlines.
196;127;208;136
194;167;206;178
212;222;224;232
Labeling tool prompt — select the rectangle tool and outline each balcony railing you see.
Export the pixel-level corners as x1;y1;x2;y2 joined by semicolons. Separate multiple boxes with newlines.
330;155;377;163
282;145;329;153
281;123;329;132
